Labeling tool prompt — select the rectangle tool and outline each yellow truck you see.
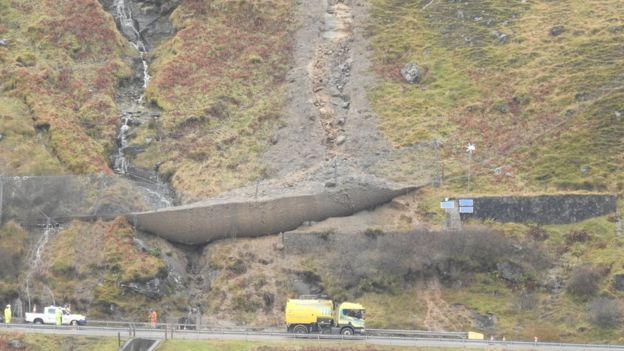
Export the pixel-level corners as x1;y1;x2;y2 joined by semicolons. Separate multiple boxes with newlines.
285;298;365;335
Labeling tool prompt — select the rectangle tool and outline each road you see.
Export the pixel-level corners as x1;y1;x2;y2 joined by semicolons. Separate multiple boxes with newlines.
3;323;624;351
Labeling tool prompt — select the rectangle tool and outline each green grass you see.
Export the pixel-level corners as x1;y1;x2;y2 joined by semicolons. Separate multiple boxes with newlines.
0;333;121;351
367;0;624;194
0;0;133;175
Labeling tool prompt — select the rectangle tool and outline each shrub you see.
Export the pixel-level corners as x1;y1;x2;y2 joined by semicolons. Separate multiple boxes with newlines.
588;297;622;328
565;230;592;245
526;226;549;241
566;265;602;298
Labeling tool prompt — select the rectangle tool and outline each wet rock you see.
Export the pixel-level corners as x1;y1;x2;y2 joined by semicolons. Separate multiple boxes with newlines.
8;339;25;349
472;312;496;329
400;63;422;84
121;277;166;299
549;26;566;37
496;261;524;283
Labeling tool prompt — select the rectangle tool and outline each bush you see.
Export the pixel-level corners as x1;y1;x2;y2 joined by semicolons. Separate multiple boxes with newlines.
316;227;523;298
565;230;592;245
588;297;622;328
566;265;603;298
526;226;549;241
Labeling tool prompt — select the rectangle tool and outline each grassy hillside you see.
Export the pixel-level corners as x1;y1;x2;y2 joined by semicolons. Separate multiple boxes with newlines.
367;0;623;193
135;0;293;201
0;0;133;175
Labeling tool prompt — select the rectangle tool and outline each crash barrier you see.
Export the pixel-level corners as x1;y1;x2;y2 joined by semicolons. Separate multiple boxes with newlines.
5;322;624;350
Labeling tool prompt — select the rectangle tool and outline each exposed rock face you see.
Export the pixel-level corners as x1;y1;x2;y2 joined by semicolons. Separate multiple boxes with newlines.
400;63;422;84
99;0;180;49
121;277;166;299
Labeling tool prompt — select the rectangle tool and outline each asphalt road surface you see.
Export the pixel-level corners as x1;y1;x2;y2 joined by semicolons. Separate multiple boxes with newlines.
3;323;624;351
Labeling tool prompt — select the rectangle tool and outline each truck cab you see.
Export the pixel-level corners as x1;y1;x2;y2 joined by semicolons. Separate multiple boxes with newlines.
285;299;365;335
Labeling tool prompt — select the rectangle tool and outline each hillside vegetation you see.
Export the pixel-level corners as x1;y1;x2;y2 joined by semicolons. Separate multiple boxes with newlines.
138;0;293;201
368;0;623;193
0;0;132;175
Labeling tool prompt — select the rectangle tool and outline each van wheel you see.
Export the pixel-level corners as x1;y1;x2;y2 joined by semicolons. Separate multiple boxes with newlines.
70;320;77;326
341;327;354;336
34;319;43;324
293;325;308;334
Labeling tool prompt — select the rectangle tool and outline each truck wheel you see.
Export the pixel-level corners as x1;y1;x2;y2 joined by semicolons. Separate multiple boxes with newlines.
70;320;77;326
340;327;354;336
34;319;43;324
293;325;308;334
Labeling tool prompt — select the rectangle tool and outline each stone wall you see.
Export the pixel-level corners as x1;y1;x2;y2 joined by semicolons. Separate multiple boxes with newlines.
464;194;617;224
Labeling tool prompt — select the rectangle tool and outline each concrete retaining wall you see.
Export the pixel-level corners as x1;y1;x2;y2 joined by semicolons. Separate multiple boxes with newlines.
465;194;617;224
130;181;416;245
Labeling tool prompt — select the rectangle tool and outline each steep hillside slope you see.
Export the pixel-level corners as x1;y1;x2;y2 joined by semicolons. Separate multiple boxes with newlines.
368;0;623;193
0;0;132;175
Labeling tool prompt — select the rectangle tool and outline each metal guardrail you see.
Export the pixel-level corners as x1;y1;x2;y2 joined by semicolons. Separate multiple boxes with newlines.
7;321;624;350
367;328;467;339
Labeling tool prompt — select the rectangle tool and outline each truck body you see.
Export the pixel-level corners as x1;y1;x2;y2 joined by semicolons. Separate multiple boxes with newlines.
25;306;87;326
285;299;365;335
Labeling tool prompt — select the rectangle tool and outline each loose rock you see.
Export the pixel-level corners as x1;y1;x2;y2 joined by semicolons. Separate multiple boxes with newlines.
335;135;346;145
549;26;566;37
400;63;422;84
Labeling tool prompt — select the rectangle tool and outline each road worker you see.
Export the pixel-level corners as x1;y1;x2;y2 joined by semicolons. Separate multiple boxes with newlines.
149;310;157;328
4;304;11;324
55;308;62;326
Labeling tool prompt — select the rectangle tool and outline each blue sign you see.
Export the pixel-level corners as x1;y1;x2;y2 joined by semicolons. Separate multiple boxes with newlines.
459;207;474;214
440;201;455;209
458;199;474;207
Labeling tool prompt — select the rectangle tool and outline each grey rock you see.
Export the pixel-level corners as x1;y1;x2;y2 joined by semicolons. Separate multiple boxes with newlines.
472;312;496;329
271;134;279;145
613;274;624;291
580;165;590;175
335;135;346;145
491;31;508;45
121;277;166;299
0;134;3;141
8;339;25;349
400;63;423;84
496;261;524;283
615;111;622;120
0;39;6;46
549;26;566;37
575;92;590;101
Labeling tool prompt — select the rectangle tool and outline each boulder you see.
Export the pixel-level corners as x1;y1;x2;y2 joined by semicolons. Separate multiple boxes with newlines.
496;261;524;283
400;63;422;84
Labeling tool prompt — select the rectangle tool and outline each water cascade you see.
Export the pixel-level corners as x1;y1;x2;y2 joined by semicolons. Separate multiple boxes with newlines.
108;0;174;209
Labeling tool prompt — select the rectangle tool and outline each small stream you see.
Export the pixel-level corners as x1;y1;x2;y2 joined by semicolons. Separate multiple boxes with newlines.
109;0;174;209
24;219;58;311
